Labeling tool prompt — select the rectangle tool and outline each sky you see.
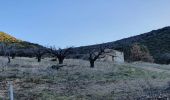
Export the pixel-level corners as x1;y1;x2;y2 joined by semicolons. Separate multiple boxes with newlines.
0;0;170;48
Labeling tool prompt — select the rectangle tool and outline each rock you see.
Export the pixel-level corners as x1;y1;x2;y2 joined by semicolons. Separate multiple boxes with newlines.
51;58;57;61
51;64;66;70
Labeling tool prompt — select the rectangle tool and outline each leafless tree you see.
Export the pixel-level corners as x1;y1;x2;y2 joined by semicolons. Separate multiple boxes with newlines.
0;43;17;63
49;46;72;64
88;46;105;68
9;44;17;59
32;47;47;62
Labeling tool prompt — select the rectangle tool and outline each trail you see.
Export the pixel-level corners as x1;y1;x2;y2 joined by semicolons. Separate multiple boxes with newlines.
126;62;170;73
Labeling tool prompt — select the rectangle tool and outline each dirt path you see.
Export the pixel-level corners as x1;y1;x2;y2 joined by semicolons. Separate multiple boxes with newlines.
125;62;170;73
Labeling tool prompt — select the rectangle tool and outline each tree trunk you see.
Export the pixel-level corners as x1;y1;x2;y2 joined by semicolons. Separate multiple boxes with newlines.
38;56;41;62
90;60;95;68
11;54;16;59
58;58;64;64
12;56;15;59
8;56;11;63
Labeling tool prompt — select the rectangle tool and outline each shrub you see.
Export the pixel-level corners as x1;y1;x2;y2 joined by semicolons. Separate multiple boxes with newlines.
157;53;170;64
130;43;154;62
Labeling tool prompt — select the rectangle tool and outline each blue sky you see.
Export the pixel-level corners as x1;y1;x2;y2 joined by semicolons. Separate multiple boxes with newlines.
0;0;170;48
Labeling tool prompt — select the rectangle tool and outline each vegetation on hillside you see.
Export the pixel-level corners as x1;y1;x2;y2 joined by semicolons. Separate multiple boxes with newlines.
113;26;170;64
71;26;170;64
0;32;21;43
1;26;170;64
0;29;170;99
0;32;47;58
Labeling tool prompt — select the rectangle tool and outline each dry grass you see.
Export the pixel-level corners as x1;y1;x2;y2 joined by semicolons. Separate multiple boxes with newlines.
0;57;170;99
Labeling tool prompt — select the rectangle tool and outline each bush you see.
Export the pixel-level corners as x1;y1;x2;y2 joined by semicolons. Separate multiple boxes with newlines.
130;43;154;62
51;64;66;70
157;53;170;64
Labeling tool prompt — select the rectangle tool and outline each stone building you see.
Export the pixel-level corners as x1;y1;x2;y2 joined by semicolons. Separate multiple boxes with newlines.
98;49;124;63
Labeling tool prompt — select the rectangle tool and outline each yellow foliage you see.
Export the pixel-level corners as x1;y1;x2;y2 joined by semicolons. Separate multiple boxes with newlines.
0;32;21;43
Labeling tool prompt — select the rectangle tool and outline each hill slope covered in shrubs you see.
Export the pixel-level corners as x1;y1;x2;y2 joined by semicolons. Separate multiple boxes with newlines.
0;32;21;43
72;26;170;64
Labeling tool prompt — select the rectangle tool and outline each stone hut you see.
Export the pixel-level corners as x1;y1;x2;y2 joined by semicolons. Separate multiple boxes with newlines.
98;49;124;63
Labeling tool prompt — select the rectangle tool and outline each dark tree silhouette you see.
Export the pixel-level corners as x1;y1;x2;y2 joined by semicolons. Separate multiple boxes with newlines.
0;43;17;63
9;44;17;59
49;47;72;64
88;46;105;68
11;52;16;59
33;47;47;62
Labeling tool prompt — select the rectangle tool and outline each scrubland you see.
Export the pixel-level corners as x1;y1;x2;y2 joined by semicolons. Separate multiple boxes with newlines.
0;57;170;100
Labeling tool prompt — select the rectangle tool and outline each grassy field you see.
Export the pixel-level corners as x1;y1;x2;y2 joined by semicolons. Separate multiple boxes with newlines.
0;57;170;100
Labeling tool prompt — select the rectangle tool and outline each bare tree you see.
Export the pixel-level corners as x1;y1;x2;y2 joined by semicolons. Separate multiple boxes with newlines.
9;44;17;59
32;47;47;62
0;43;16;63
49;46;72;64
88;46;105;68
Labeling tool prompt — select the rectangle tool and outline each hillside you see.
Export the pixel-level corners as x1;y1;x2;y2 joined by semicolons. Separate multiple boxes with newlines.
0;32;44;57
1;27;170;63
72;26;170;64
0;32;40;48
117;27;170;63
0;32;21;43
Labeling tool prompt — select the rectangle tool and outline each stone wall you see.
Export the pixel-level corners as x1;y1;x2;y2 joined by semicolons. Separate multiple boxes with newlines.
113;50;124;63
98;49;124;63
